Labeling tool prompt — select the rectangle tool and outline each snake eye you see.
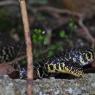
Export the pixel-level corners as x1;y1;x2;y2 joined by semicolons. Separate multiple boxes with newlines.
85;51;93;62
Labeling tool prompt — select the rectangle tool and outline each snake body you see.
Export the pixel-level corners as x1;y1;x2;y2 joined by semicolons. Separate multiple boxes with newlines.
35;48;94;78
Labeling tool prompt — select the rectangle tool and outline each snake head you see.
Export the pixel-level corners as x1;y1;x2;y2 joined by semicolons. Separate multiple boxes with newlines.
78;48;94;66
65;48;94;66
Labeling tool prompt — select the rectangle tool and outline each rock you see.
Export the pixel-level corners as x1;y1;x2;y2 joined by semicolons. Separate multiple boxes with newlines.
0;75;26;95
32;74;95;95
0;74;95;95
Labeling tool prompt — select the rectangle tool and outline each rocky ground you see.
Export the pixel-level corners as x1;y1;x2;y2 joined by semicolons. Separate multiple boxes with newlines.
0;73;95;95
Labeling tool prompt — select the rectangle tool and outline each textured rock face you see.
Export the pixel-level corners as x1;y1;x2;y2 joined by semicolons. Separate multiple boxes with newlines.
0;74;95;95
0;75;26;95
33;74;95;95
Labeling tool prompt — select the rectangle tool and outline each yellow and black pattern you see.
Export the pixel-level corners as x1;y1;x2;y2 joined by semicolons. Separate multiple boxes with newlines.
33;48;94;79
46;62;83;77
0;41;25;63
44;56;84;78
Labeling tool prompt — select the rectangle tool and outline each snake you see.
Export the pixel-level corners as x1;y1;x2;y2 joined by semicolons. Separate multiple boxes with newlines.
34;47;94;79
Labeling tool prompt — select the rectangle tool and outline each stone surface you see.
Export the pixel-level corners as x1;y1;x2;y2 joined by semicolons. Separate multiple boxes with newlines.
0;74;95;95
0;75;26;95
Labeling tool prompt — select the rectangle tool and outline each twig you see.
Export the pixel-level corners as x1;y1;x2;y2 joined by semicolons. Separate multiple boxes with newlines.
34;6;95;47
34;6;83;18
32;6;83;29
19;0;33;95
1;55;26;65
78;18;95;48
0;0;18;6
